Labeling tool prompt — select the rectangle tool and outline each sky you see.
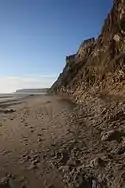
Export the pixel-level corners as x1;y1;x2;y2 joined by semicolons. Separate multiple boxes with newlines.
0;0;113;93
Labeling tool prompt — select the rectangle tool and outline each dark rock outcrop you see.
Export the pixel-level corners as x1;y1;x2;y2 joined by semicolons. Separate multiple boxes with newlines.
50;0;125;101
66;54;76;65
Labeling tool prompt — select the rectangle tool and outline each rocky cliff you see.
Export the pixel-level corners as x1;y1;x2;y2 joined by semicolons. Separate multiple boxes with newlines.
49;1;125;188
50;0;125;102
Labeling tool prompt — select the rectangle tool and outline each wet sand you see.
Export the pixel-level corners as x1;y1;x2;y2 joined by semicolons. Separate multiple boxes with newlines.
0;95;74;188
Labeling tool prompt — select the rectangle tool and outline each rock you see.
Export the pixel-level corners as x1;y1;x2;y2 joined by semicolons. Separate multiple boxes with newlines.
92;180;101;188
73;175;93;188
59;151;69;165
101;130;122;142
59;165;70;173
89;157;106;168
113;34;120;42
0;176;10;188
117;146;125;154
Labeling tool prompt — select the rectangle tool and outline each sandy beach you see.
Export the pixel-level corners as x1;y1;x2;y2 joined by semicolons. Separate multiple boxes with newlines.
0;94;75;188
1;94;125;188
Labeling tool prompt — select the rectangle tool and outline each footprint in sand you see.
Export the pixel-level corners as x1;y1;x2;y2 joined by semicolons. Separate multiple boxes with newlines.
24;123;28;127
37;137;42;142
36;132;43;142
23;137;28;142
21;154;31;163
21;152;40;170
37;133;42;136
30;129;34;133
24;142;29;146
21;118;25;123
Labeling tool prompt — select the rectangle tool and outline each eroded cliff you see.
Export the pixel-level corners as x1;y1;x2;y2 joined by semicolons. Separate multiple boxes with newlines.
48;1;125;188
50;0;125;102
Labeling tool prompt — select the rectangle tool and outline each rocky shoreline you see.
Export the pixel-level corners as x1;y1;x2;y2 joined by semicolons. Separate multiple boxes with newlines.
47;94;125;188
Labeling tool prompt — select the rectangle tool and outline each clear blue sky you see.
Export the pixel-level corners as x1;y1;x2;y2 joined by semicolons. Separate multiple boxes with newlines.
0;0;113;92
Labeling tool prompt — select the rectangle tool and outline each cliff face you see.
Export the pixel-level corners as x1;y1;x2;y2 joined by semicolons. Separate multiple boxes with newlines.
50;0;125;102
48;2;125;187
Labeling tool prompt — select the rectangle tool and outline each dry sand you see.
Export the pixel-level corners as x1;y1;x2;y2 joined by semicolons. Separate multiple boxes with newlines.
0;95;75;188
